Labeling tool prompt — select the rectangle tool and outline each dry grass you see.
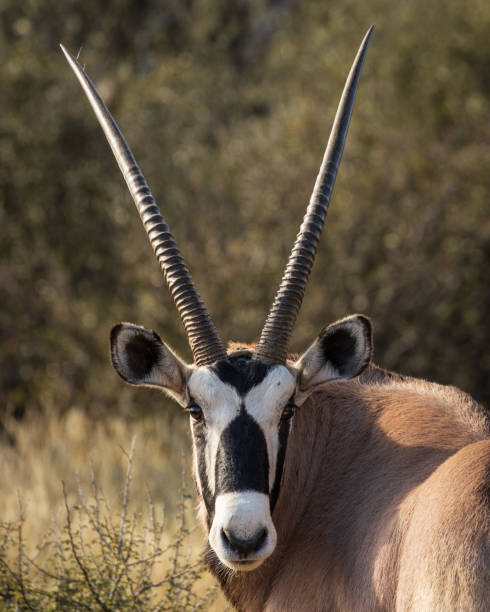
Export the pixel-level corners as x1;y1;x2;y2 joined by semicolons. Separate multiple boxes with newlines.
0;409;228;610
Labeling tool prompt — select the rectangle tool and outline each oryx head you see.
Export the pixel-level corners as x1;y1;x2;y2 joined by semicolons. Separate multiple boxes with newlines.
62;26;374;572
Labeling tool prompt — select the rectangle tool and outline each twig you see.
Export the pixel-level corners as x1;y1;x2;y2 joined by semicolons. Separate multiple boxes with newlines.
138;560;202;594
108;436;136;601
141;483;165;587
77;472;111;567
16;495;34;610
62;481;110;612
0;521;12;552
119;436;136;555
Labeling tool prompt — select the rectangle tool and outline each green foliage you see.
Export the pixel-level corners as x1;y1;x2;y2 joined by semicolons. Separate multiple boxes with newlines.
1;0;489;423
0;440;217;610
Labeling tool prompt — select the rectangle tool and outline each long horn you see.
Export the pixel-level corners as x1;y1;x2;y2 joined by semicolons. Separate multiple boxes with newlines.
254;26;374;364
61;46;227;366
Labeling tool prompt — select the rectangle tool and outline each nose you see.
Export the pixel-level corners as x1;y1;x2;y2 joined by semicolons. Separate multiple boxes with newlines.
221;527;267;557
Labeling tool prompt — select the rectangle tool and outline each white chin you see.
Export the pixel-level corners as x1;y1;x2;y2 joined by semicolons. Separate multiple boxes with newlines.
218;556;267;572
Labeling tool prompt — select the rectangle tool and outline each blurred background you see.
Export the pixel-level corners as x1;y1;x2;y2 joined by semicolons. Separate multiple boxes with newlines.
0;0;489;594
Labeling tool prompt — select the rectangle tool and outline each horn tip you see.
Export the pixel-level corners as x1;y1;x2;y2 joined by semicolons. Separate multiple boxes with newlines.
363;25;375;47
364;25;375;46
60;43;72;60
60;44;84;75
60;43;78;68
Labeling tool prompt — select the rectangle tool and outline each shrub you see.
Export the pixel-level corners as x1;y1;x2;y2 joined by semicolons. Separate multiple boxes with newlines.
0;439;217;611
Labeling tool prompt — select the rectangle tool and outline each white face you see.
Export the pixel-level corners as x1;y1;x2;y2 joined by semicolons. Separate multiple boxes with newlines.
187;359;296;571
110;316;372;571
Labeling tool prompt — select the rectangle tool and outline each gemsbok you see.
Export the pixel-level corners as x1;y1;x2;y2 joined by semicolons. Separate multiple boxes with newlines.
62;27;490;611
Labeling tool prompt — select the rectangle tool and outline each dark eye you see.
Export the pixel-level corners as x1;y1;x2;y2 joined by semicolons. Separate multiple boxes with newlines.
188;403;203;422
281;402;295;421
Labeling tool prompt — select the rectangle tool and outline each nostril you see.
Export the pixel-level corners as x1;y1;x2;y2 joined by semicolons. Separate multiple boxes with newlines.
221;527;267;556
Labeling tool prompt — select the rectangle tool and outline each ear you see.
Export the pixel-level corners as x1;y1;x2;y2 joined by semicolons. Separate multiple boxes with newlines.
110;323;191;405
295;315;372;397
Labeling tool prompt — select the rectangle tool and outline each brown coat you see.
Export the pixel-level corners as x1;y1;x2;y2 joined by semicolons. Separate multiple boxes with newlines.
206;365;490;611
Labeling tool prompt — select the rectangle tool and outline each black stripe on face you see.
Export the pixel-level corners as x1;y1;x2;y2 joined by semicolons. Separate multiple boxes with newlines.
270;418;291;511
215;410;269;495
193;423;215;526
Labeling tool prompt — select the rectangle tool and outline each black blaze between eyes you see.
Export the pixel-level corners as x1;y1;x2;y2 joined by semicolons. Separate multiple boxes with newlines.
212;356;271;395
215;411;269;496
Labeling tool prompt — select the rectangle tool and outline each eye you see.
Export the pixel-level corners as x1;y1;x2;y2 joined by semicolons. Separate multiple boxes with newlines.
281;402;295;421
188;402;203;422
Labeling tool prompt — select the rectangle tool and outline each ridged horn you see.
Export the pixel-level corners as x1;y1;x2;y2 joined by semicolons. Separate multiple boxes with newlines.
61;45;227;366
254;26;374;364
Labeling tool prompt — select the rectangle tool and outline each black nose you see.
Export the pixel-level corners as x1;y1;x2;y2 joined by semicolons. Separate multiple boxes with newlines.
221;527;267;556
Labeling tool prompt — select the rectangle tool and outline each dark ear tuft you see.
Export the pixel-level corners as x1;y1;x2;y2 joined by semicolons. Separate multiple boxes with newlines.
110;323;165;385
319;314;373;378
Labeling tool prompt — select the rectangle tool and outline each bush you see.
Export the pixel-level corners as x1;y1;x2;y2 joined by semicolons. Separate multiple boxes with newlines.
0;440;217;611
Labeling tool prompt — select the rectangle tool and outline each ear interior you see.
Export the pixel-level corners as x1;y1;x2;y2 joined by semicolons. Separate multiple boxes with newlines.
110;323;190;400
296;315;373;392
118;328;163;381
319;320;368;378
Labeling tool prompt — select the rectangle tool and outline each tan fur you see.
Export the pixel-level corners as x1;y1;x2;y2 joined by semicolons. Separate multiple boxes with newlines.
201;364;490;611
